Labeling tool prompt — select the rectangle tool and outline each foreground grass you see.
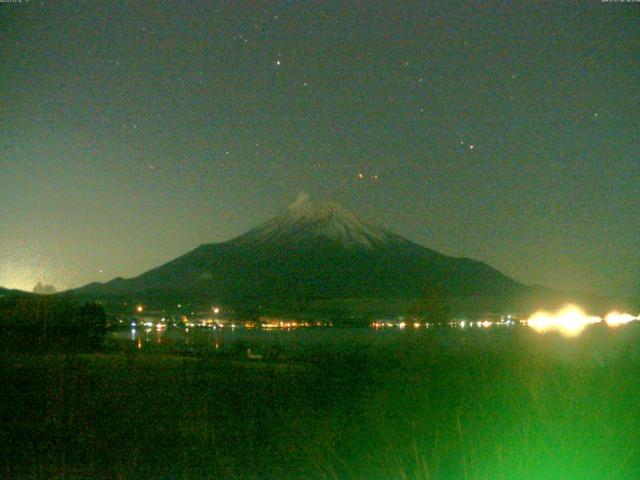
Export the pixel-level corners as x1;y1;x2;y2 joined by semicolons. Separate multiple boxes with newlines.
1;326;639;479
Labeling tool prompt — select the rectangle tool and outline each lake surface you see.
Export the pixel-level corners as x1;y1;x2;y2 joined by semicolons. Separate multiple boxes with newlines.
110;322;640;364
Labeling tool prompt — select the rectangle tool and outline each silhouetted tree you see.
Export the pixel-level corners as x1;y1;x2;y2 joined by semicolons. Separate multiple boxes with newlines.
33;282;57;294
0;298;107;352
73;302;107;350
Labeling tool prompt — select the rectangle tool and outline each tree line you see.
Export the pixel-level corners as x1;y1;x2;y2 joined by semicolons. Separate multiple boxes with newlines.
0;296;106;352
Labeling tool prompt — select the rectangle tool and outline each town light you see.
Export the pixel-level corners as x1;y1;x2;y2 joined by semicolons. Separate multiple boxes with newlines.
605;311;637;327
527;305;600;337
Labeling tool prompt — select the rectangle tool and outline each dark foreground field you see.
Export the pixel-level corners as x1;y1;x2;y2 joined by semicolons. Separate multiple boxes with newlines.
1;326;640;479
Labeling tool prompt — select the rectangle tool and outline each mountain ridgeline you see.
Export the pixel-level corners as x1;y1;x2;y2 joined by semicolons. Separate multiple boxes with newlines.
71;197;526;314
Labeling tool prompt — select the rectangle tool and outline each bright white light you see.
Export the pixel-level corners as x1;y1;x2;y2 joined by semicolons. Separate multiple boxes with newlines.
605;311;638;327
527;305;600;337
460;320;466;328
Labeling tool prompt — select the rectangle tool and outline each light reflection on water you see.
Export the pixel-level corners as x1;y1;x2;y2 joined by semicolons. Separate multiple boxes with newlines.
110;319;640;364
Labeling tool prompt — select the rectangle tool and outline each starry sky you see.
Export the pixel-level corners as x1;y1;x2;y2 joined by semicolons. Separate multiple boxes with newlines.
1;0;638;296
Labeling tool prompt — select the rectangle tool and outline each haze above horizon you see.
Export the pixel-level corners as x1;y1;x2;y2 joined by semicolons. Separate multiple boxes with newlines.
1;1;638;296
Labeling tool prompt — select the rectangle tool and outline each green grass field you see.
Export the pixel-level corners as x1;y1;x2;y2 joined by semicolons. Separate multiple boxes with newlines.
1;326;639;479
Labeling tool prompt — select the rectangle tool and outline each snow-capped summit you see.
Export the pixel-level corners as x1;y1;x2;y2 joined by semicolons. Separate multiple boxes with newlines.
236;194;396;249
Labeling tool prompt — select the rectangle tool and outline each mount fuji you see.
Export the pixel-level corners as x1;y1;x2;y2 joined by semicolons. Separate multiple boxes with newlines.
69;196;525;310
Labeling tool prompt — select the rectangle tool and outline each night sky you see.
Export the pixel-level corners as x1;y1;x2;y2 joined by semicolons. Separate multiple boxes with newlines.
1;1;638;296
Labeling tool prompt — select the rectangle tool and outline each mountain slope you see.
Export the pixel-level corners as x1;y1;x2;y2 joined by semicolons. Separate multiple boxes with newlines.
70;197;526;306
0;287;32;298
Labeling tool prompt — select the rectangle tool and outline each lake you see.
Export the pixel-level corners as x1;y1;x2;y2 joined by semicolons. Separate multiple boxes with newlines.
110;321;640;365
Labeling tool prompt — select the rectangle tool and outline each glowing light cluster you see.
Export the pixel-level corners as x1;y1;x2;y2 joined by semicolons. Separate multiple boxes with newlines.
527;305;639;337
527;305;600;337
605;311;638;327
